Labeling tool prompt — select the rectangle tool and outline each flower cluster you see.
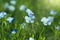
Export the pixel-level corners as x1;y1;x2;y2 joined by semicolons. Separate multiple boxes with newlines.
4;0;16;11
0;11;14;23
20;5;35;23
25;9;35;23
4;3;15;11
0;12;7;19
41;16;54;26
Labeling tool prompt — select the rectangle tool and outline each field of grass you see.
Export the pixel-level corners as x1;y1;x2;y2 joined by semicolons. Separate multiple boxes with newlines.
0;0;60;40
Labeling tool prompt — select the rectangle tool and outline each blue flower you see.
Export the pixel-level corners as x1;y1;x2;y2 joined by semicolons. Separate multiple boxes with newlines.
28;13;33;17
6;17;14;23
24;8;35;23
30;19;34;23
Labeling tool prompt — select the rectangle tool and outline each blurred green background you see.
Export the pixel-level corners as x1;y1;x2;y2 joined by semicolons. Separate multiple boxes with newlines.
0;0;60;40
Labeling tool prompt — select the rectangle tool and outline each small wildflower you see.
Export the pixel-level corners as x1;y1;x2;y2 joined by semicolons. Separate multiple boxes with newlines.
55;26;60;30
11;29;17;34
1;12;7;16
31;16;35;19
29;37;34;40
30;16;35;23
25;16;35;23
4;2;9;9
10;0;16;5
8;5;15;11
30;19;34;23
25;16;31;23
19;5;26;11
50;9;57;15
41;16;54;26
43;20;51;26
28;13;33;17
41;17;47;23
28;13;35;19
0;12;7;19
47;16;54;22
6;17;14;23
26;9;34;15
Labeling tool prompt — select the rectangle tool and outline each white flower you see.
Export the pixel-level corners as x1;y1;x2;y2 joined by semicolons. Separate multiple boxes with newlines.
25;16;34;23
29;15;35;19
50;9;57;15
8;5;15;11
11;29;17;34
25;16;31;23
25;16;35;23
28;13;35;18
19;5;26;11
44;19;51;26
32;16;35;19
26;9;34;15
0;13;4;19
0;12;7;19
1;12;7;16
10;0;16;5
30;16;35;23
12;30;16;34
6;17;14;23
55;26;60;30
29;37;34;40
47;16;54;22
24;8;35;23
4;2;9;9
41;17;47;23
41;16;54;26
30;19;34;23
41;17;49;26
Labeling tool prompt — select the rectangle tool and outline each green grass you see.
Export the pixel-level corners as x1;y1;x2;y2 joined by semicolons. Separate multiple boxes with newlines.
0;0;60;40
